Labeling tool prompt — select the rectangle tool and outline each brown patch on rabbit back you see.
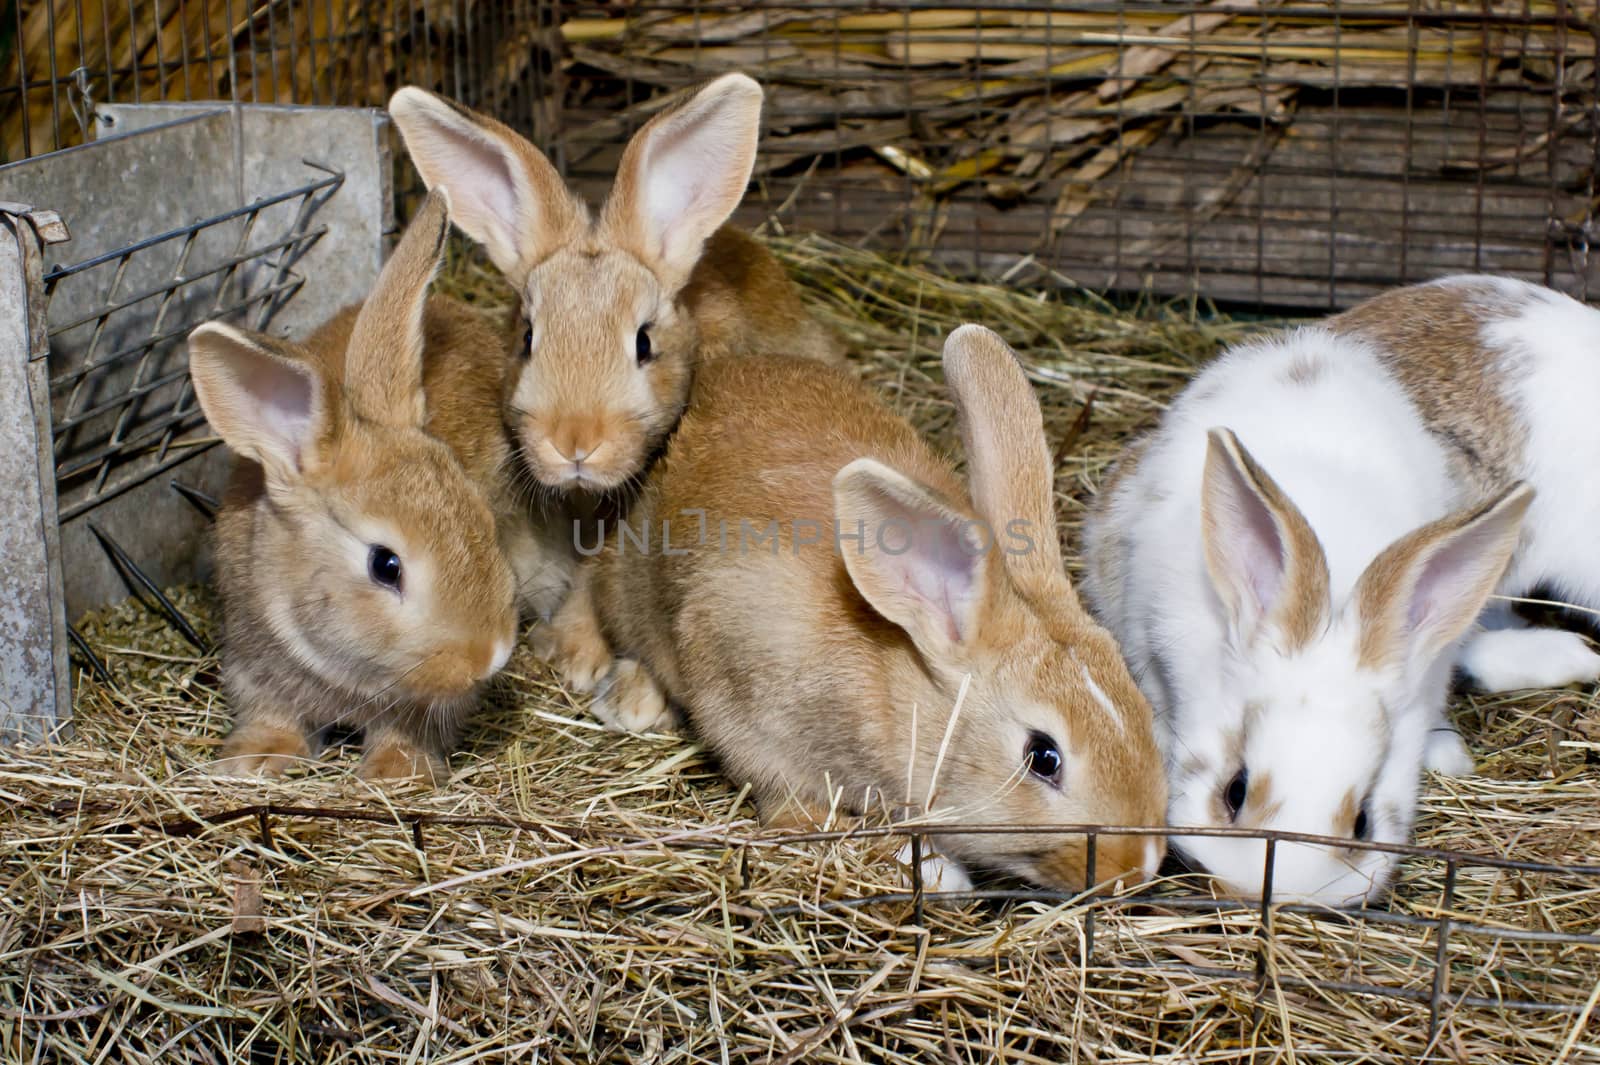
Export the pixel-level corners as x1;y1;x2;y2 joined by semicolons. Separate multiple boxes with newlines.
1329;280;1528;496
685;227;846;365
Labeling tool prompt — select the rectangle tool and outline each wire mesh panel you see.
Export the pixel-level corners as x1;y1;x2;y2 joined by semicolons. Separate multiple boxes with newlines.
549;1;1600;309
0;102;391;733
43;164;341;521
0;0;554;162
7;3;1593;309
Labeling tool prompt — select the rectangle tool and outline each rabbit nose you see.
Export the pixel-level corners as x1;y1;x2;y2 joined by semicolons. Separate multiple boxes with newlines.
549;418;608;466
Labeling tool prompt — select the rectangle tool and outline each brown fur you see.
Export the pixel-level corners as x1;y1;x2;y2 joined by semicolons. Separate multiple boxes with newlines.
1333;788;1362;840
1355;483;1533;670
685;227;845;365
389;78;844;496
192;192;546;783
1232;771;1283;830
1330;281;1528;497
548;331;1168;891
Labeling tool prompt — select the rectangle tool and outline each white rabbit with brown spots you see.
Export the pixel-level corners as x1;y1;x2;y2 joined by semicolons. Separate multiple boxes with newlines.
1085;324;1531;905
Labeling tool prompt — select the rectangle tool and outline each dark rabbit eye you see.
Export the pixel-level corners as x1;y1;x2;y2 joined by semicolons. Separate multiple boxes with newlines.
1025;731;1064;786
1223;768;1248;821
636;325;654;365
521;326;533;359
1353;803;1371;841
368;545;403;591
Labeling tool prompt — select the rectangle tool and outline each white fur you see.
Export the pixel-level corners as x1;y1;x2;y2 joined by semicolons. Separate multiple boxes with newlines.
1459;628;1600;692
1085;328;1506;905
894;841;975;894
1432;278;1600;680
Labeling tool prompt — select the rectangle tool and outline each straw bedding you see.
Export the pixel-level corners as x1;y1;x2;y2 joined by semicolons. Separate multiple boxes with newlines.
4;237;1599;1063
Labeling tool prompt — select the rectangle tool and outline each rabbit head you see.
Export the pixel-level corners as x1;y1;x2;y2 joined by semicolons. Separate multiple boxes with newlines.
189;190;519;713
834;325;1169;889
1169;428;1531;904
388;74;764;493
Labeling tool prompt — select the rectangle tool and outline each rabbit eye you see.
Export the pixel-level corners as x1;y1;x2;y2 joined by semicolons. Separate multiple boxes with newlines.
368;545;403;592
636;325;654;365
1025;731;1063;787
521;326;533;359
1223;768;1248;821
1353;802;1371;841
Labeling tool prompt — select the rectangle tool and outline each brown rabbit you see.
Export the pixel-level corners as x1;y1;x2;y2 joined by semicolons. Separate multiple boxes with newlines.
187;189;555;783
386;73;843;496
544;325;1168;891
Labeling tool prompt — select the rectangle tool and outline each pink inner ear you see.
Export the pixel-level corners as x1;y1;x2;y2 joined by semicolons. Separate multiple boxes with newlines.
1406;520;1503;633
230;348;314;465
640;111;748;264
1236;499;1286;614
446;133;520;239
406;118;522;255
879;509;984;644
1211;484;1287;619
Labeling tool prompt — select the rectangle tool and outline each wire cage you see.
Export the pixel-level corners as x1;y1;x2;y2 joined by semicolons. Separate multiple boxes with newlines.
5;1;1596;309
2;2;1599;1060
0;101;392;736
44;162;341;524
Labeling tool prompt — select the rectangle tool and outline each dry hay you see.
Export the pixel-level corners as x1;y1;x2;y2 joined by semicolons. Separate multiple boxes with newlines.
4;237;1600;1063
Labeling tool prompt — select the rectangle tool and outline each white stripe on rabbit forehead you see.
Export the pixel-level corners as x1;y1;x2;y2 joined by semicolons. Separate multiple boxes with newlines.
1070;650;1124;734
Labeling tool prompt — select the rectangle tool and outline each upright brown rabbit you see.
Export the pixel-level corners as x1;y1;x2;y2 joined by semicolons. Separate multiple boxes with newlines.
545;326;1168;892
387;73;843;496
188;190;560;783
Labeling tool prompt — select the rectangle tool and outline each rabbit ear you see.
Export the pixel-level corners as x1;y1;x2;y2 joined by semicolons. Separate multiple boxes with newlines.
941;324;1067;602
1355;483;1532;672
388;87;581;283
833;458;992;660
1200;428;1331;649
602;73;763;287
188;323;327;478
343;187;450;429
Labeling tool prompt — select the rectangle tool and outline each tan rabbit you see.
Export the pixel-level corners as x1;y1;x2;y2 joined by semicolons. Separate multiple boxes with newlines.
387;73;844;496
545;325;1167;891
188;189;556;783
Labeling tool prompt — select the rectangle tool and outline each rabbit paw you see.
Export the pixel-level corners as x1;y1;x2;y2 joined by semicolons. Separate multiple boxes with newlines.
894;842;974;893
534;594;613;693
1459;628;1600;692
591;659;677;733
360;740;446;785
1424;728;1475;776
212;722;311;777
